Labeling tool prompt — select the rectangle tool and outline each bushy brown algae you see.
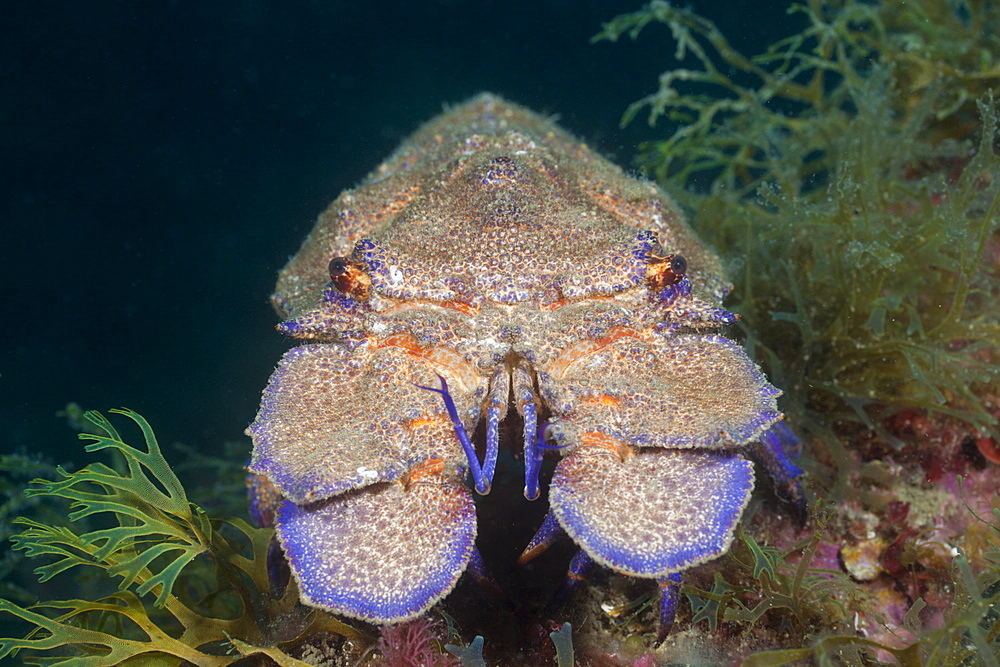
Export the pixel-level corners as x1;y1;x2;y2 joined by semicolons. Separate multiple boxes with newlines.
596;0;1000;439
595;0;1000;663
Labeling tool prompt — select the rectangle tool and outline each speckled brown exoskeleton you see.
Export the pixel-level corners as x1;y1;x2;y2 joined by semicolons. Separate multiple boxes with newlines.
245;93;805;638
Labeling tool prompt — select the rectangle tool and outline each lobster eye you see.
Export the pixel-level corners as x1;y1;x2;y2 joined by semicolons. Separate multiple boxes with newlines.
327;255;372;300
669;254;687;281
328;256;350;278
646;252;688;292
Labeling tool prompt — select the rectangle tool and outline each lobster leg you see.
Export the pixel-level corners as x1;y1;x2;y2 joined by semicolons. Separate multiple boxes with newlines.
752;421;808;525
545;550;597;614
520;516;685;644
517;509;566;565
656;573;683;643
513;359;546;500
482;366;510;490
417;375;496;495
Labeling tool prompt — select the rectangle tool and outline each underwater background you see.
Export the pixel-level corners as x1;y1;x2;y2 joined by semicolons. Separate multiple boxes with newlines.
2;0;791;460
3;0;1000;665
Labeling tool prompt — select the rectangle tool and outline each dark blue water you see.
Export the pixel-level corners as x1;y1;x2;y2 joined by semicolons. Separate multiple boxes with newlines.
2;0;798;462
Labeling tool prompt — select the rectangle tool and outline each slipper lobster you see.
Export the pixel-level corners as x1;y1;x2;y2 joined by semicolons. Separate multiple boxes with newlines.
245;93;805;638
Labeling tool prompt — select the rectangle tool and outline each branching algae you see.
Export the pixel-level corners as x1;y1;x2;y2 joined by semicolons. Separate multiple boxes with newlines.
593;0;1000;663
0;408;370;666
596;0;1000;439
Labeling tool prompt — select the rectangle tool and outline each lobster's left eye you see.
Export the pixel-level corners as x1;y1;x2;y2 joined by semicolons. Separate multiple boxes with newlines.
669;254;687;281
647;253;687;291
329;256;350;278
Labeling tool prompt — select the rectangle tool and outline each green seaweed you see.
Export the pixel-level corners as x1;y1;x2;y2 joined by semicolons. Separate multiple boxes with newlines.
548;622;574;667
678;513;1000;664
0;408;371;666
684;572;737;633
740;545;1000;666
443;625;575;667
596;0;1000;439
0;452;62;607
724;527;852;629
444;635;487;667
682;521;858;639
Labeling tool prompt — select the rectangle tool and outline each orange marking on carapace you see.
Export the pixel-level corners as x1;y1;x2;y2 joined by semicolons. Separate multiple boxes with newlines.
583;394;621;407
441;300;479;316
405;458;445;487
546;340;601;377
407;415;441;430
580;431;626;460
370;184;420;223
540;297;569;311
539;293;624;312
371;334;482;399
596;325;649;347
547;326;649;378
378;333;423;354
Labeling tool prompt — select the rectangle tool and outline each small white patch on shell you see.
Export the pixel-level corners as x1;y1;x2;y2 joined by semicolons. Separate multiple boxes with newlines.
356;467;379;481
389;265;403;285
475;337;506;351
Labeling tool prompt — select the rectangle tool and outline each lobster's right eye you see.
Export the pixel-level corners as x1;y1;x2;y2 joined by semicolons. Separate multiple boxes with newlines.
327;256;371;300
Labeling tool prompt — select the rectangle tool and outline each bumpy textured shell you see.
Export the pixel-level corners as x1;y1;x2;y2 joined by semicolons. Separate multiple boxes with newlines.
246;93;785;624
248;343;482;504
270;94;730;322
550;445;754;577
541;333;781;452
276;472;476;622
